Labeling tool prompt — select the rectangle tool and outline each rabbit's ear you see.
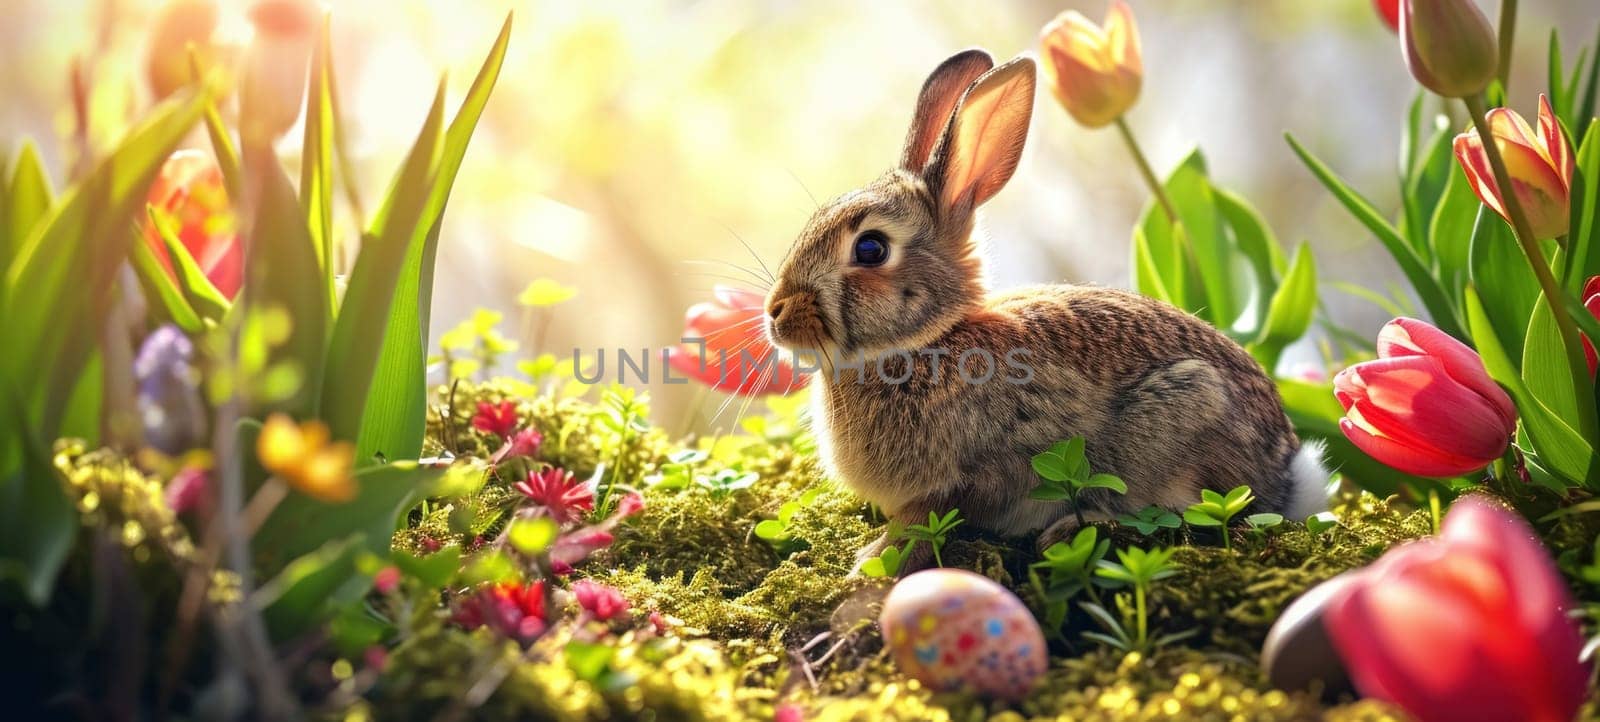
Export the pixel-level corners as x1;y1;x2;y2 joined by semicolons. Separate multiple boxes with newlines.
900;49;994;173
926;56;1036;218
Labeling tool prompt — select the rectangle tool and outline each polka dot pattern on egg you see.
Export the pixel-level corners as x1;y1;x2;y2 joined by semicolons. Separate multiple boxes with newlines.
878;568;1048;700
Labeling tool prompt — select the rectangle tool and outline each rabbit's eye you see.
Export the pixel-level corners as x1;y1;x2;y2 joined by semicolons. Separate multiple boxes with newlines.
852;231;889;266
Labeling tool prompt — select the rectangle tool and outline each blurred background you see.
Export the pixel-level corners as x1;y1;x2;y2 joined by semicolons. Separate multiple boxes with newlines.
2;0;1596;431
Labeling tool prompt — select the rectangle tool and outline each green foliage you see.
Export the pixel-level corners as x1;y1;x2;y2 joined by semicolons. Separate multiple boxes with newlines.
0;86;212;603
1085;546;1190;653
1131;149;1310;354
1305;511;1340;535
1116;505;1182;536
1028;526;1111;635
1182;486;1256;550
901;508;965;567
1029;436;1127;526
858;543;905;578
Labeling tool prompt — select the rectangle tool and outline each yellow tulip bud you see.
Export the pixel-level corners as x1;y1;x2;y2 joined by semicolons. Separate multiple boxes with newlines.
1039;1;1142;128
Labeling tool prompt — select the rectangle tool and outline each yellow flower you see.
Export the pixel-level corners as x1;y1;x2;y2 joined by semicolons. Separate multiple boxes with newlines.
1039;1;1143;128
257;414;356;503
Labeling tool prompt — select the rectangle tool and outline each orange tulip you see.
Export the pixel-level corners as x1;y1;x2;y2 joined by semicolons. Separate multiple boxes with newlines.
1324;497;1588;722
1454;95;1575;241
145;0;221;100
667;287;809;396
1333;318;1516;477
144;150;242;299
1399;0;1497;98
1039;1;1142;128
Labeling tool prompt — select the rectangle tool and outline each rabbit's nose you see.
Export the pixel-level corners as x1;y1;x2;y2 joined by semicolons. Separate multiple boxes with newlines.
768;299;787;322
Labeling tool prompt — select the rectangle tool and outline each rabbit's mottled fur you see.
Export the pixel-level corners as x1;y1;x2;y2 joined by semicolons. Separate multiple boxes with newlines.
764;49;1328;573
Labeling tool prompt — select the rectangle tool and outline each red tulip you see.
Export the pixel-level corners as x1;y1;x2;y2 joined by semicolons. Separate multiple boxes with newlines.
1454;96;1575;241
1324;497;1588;722
667;286;809;396
1582;276;1600;375
1333;318;1516;477
1374;0;1400;32
144;150;242;299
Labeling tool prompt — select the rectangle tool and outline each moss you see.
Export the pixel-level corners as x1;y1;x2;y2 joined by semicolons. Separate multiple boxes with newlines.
52;439;197;566
391;386;1455;720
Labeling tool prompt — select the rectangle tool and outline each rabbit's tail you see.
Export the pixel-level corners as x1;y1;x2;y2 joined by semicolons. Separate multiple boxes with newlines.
1284;439;1332;521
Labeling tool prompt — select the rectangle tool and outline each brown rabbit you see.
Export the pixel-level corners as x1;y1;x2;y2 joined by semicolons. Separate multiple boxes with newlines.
762;49;1329;574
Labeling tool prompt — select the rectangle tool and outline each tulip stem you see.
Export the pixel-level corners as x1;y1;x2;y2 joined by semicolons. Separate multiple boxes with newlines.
1496;0;1517;90
1464;93;1597;440
1116;116;1212;307
1114;116;1178;224
1427;488;1442;535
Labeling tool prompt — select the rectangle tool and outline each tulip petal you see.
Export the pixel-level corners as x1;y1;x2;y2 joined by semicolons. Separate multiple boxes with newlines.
1453;129;1507;219
1103;1;1141;73
1338;414;1488;477
1538;94;1574;188
1336;355;1511;464
1375;318;1516;427
1326;541;1528;722
1438;498;1589;722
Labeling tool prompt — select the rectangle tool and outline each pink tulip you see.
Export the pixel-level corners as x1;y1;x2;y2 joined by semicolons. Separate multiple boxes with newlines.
667;286;809;396
1334;318;1516;477
1324;497;1588;722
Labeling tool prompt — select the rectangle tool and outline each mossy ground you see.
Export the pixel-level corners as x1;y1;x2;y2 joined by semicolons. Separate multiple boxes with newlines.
381;382;1455;721
38;381;1600;720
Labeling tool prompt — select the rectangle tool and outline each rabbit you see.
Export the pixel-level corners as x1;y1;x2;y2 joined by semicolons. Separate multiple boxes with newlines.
761;48;1330;575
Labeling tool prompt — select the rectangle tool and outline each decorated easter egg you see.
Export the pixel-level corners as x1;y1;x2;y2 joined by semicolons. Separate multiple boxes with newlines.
878;568;1047;699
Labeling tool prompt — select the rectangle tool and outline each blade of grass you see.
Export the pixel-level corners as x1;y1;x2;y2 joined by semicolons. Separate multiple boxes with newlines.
342;15;512;463
321;81;448;450
130;224;204;333
1286;132;1465;339
301;15;336;311
7;141;54;264
150;206;231;323
2;89;207;438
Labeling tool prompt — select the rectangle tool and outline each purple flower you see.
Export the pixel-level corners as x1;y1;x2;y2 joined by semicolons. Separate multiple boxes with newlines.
135;325;207;455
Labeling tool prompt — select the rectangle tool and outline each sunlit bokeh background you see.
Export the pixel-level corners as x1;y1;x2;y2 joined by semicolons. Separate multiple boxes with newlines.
3;0;1595;430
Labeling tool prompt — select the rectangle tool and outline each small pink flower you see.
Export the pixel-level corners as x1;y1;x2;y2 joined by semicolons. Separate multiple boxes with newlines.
164;466;211;515
418;536;442;552
572;579;630;622
372;566;400;595
515;468;594;524
364;645;388;672
615;491;646;519
775;704;805;722
471;400;520;439
452;580;548;644
491;428;543;465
